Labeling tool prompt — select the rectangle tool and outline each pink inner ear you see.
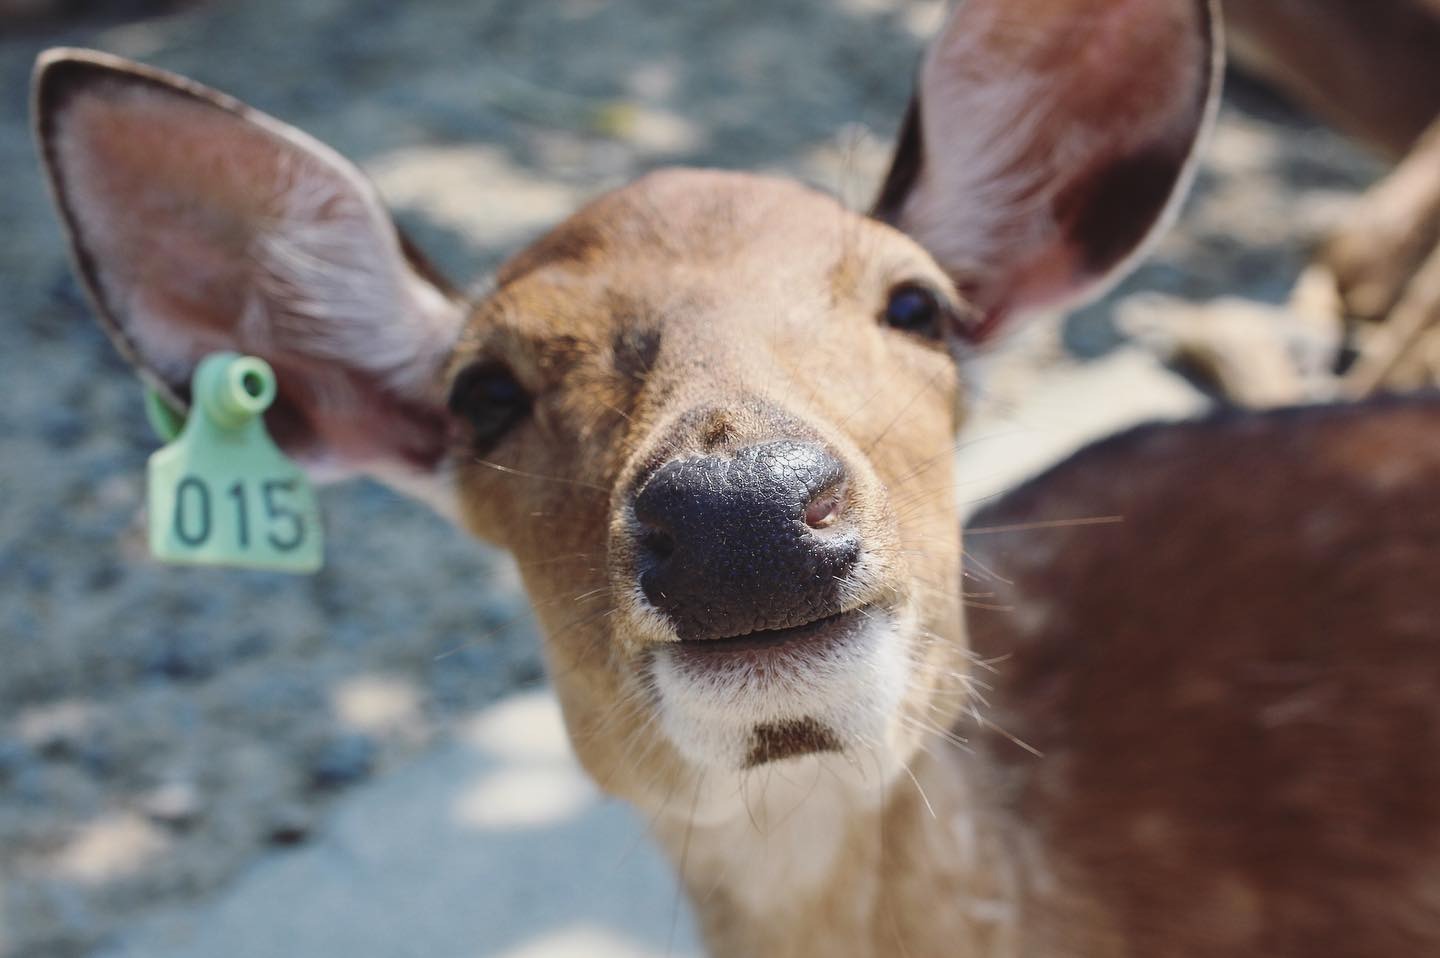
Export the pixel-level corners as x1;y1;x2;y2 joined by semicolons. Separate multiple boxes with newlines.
883;0;1215;336
265;359;450;473
44;63;465;477
61;90;256;380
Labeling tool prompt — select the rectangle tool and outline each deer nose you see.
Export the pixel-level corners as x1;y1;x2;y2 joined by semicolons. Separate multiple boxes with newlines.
631;440;860;641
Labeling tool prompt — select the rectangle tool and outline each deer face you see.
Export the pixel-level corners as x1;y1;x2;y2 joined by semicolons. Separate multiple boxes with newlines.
447;170;966;788
34;0;1216;814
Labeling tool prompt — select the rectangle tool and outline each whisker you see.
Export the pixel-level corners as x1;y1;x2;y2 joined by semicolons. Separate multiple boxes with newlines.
900;760;937;820
863;365;950;455
470;456;609;492
966;515;1125;535
513;551;599;569
960;550;1015;587
971;707;1043;758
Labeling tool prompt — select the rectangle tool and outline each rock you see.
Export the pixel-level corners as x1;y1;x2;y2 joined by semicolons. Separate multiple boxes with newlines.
37;405;87;450
265;804;314;847
18;700;97;760
307;733;378;790
142;781;205;829
141;633;217;682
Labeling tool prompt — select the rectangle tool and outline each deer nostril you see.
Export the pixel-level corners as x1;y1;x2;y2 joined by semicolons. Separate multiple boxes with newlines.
641;527;676;562
803;486;845;530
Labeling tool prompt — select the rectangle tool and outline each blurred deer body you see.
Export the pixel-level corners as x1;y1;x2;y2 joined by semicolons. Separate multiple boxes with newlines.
1223;0;1440;158
1205;0;1440;399
30;1;1440;955
966;396;1440;957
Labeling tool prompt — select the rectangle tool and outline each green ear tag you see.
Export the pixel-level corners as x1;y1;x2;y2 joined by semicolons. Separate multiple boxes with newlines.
146;353;323;573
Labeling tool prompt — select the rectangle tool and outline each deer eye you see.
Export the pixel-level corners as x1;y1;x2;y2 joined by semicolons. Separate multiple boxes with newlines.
882;282;943;339
448;361;531;451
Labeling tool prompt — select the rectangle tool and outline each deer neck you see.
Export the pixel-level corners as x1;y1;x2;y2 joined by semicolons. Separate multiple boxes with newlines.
649;737;1021;957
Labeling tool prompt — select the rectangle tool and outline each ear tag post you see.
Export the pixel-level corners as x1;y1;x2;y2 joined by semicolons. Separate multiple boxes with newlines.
146;353;323;573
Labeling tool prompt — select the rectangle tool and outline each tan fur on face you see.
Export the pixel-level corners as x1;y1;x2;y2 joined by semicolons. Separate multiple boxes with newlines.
965;397;1440;958
447;171;968;816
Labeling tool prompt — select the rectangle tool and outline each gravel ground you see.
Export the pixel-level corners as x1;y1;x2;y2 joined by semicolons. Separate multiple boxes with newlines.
0;1;1386;955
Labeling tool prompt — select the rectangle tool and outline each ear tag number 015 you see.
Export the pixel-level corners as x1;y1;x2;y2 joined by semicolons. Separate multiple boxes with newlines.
145;353;323;573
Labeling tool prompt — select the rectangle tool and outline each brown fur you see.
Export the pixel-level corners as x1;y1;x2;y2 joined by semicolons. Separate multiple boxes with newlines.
1223;0;1440;157
966;397;1440;956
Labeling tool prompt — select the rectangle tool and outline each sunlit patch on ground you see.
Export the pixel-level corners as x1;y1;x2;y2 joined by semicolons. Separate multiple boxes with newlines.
47;813;169;884
454;692;597;829
101;692;700;957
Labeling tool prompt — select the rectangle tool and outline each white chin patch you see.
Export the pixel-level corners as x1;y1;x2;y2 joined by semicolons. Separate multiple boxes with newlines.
648;608;914;773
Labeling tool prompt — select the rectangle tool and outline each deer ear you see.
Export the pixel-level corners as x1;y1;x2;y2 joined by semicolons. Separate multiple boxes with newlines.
873;0;1221;342
33;48;466;478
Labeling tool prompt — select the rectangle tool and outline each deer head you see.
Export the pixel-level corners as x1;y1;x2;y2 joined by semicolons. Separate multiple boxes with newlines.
33;0;1217;903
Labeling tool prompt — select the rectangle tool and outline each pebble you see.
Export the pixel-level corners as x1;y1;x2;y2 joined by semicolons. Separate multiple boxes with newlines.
37;406;87;450
141;633;217;682
308;732;378;790
142;781;205;829
265;803;315;846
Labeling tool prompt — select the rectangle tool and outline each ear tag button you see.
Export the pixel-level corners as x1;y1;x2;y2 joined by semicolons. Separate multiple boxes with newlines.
146;353;323;573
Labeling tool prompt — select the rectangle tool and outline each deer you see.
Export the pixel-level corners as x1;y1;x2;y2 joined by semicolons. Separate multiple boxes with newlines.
30;0;1440;954
1150;0;1440;401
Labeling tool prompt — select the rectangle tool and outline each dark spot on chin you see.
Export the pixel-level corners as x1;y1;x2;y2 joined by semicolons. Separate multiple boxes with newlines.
746;718;842;768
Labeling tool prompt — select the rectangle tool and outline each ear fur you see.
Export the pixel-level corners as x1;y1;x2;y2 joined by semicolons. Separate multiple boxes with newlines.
874;0;1222;341
33;48;466;476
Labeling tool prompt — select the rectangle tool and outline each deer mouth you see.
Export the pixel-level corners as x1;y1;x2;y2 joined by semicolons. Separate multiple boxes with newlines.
647;602;910;770
669;607;872;671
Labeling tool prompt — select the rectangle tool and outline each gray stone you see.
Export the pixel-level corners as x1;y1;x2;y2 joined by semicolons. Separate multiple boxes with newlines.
307;733;378;791
142;781;205;830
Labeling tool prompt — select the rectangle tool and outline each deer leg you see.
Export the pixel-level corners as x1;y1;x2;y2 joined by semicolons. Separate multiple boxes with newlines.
1307;118;1440;395
1158;2;1440;403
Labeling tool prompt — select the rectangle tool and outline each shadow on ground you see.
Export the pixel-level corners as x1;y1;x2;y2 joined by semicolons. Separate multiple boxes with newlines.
96;692;701;958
